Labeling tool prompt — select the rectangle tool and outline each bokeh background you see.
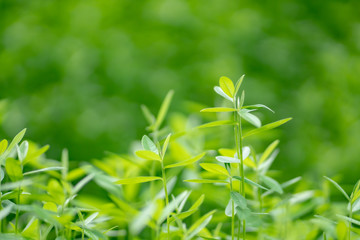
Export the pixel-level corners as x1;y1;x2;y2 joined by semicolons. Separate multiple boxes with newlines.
0;0;359;182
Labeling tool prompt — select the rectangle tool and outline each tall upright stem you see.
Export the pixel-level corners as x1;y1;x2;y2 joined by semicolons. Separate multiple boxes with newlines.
161;160;170;240
234;105;246;240
349;202;352;240
230;177;235;240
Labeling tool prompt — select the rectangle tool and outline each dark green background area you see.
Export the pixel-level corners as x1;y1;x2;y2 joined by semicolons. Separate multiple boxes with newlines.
0;0;359;181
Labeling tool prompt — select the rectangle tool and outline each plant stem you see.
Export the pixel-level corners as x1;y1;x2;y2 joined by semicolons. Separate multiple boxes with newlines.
234;105;246;240
230;177;235;240
161;161;170;240
15;186;21;234
349;202;352;240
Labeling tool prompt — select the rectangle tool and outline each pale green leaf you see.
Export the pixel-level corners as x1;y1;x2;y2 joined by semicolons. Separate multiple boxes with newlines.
153;90;174;130
259;140;280;164
230;191;247;208
200;163;229;176
165;152;206;169
233;176;269;190
135;150;161;161
17;140;29;162
336;214;360;226
243;118;292;138
243;104;274;113
115;176;162;185
200;107;236;113
23;167;63;176
141;135;158;154
215;156;240;164
238;109;261;128
187;210;216;239
5;158;23;182
260;175;283;194
0;139;8;155
214;86;233;102
184;179;228;184
324;176;350;201
197;120;235;129
219;76;235;98
161;133;171;157
72;174;95;195
234;74;245;97
189;194;205;211
141;104;155;126
0;128;26;163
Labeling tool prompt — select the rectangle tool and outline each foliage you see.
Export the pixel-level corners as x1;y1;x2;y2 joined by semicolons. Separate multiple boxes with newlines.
0;75;359;239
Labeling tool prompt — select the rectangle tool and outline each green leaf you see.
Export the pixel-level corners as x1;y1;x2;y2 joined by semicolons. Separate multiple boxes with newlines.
234;74;245;97
200;163;229;176
17;140;29;163
61;148;69;180
169;209;197;224
135;150;161;161
0;128;26;163
187;210;216;239
22;217;39;239
324;176;350;201
141;104;155;125
219;76;235;98
189;194;205;211
0;139;8;155
215;156;240;164
0;205;12;220
5;158;23;182
243;118;292;138
214;86;233;102
72;174;95;195
161;133;171;157
259;140;280;164
141;135;158;154
165;152;206;169
260;175;283;194
233;176;269;190
153;90;174;130
184;179;228;184
238;109;261;128
23;167;63;176
197;120;235;129
336;214;360;226
243;104;274;113
200;107;236;113
230;191;247;209
115;176;162;185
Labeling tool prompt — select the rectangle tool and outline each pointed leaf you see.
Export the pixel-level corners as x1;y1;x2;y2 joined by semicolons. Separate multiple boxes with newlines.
198;120;235;129
243;118;292;138
230;191;247;209
141;135;158;154
324;176;350;201
216;156;240;164
165;152;205;169
5;158;23;182
0;129;26;163
23;167;63;176
135;150;161;161
162;133;171;157
72;174;94;195
233;176;269;190
184;179;228;184
200;107;236;113
260;175;283;194
115;176;162;185
200;163;229;176
243;104;274;113
153;90;174;130
219;76;235;98
187;210;216;239
214;86;233;102
238;109;261;128
141;104;155;125
259;140;280;164
0;139;8;155
17;140;29;162
234;74;245;97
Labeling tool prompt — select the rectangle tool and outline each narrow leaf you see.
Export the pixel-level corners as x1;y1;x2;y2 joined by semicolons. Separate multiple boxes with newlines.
324;176;350;201
243;118;292;138
165;152;206;169
184;179;228;184
0;139;8;155
154;90;174;130
115;176;162;185
197;120;235;129
200;107;236;113
260;175;283;194
161;133;171;157
243;104;274;113
200;163;229;176
215;156;240;164
234;74;245;97
17;140;29;162
72;174;94;195
187;210;216;239
214;86;233;102
141;104;155;125
233;176;269;190
259;140;280;164
23;167;63;176
135;150;161;161
238;109;261;128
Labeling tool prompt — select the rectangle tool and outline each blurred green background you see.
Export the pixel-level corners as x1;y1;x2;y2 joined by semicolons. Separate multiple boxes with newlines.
0;0;359;182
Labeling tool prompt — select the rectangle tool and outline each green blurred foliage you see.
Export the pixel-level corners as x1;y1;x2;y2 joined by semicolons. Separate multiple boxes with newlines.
0;0;360;182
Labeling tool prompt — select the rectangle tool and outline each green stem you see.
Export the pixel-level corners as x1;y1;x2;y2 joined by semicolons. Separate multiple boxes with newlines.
349;202;352;240
161;161;170;240
15;186;21;234
230;177;235;240
234;105;246;240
